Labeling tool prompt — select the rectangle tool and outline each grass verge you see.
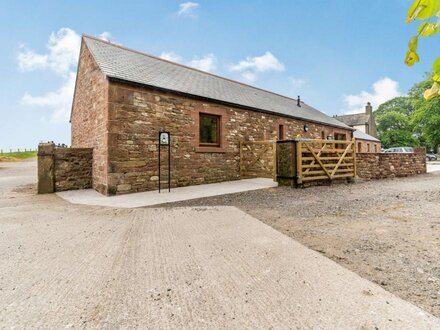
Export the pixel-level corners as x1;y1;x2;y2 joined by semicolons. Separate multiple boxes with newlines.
0;151;37;162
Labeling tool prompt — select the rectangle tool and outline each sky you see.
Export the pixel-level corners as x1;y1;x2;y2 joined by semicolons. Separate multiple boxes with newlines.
0;0;435;150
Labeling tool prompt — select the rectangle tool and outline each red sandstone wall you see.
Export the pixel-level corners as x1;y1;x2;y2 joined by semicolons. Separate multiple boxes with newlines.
54;147;93;192
37;142;93;193
70;43;109;194
356;139;381;153
356;148;426;179
106;81;352;195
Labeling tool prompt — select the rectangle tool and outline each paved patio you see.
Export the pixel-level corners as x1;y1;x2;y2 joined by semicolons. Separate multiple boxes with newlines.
57;178;277;208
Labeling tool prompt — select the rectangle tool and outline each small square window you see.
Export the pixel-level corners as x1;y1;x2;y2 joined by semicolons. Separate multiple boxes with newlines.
199;113;221;147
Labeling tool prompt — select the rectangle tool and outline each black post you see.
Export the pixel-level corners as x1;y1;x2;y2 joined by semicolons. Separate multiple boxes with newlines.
168;141;171;192
158;131;171;193
158;132;161;193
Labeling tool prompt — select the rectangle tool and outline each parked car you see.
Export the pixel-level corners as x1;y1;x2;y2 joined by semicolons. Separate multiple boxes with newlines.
383;147;414;153
426;153;438;161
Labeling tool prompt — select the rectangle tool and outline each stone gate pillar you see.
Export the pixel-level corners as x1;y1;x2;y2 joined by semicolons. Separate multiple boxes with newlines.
38;142;55;194
276;140;298;187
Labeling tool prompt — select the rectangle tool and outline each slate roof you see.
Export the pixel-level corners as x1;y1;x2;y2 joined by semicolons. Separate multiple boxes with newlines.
334;113;370;127
82;35;352;130
353;130;380;142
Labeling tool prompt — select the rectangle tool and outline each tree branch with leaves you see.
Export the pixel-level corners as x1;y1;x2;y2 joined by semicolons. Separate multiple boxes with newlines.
405;0;440;100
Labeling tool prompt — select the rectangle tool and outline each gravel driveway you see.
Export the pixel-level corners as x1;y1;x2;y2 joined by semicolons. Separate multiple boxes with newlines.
167;172;440;319
1;160;439;329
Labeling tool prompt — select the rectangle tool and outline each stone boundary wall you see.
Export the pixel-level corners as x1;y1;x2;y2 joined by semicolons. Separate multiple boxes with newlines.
54;147;93;192
356;148;426;180
38;142;93;194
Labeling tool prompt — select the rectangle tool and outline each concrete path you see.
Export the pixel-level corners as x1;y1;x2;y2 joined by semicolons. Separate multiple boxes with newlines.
1;203;439;329
427;161;440;173
0;158;36;193
57;178;277;208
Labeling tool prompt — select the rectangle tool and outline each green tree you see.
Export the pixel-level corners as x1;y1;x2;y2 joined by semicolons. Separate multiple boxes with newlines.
407;78;432;98
375;96;415;117
411;101;440;151
375;77;439;150
376;111;419;148
408;78;440;150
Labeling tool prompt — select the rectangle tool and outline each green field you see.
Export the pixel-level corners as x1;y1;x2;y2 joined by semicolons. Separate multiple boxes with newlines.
0;151;37;161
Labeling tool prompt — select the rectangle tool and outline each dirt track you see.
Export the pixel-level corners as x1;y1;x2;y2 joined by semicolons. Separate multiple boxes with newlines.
167;171;440;318
1;159;440;329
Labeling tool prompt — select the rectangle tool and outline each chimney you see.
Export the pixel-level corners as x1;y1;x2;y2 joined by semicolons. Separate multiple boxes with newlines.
366;102;373;115
297;95;301;107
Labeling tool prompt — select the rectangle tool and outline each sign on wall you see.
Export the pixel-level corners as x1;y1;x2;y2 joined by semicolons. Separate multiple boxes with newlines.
158;131;171;193
160;132;170;146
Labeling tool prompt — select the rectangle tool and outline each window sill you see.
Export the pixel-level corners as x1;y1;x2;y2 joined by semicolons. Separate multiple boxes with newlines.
195;146;226;153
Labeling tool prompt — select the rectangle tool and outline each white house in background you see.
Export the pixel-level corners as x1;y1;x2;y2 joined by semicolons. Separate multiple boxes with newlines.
334;102;378;138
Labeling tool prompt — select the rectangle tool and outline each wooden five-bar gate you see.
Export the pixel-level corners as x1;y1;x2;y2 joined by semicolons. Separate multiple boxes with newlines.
239;138;357;187
277;138;356;186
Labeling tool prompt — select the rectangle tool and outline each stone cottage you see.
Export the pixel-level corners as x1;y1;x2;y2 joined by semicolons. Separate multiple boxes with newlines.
70;35;353;195
334;102;378;138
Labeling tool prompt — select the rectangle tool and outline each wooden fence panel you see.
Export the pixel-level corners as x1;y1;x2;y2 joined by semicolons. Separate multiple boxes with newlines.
240;141;276;180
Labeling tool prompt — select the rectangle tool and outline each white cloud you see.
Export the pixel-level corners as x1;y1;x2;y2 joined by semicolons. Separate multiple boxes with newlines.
99;32;112;41
21;72;76;122
98;32;121;45
17;28;113;122
18;28;80;76
160;51;217;73
241;71;257;83
178;2;199;17
17;50;48;72
342;77;402;114
229;51;284;82
289;77;305;89
160;51;183;63
188;54;217;72
47;28;81;75
230;52;285;73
